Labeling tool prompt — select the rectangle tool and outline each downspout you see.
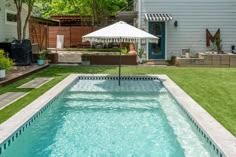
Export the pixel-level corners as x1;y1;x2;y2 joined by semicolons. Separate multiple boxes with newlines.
138;0;141;29
138;0;142;50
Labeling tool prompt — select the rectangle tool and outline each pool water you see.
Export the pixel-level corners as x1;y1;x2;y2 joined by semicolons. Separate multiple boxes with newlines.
1;79;216;157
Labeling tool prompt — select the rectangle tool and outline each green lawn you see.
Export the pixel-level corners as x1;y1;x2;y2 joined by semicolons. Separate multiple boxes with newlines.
0;66;236;137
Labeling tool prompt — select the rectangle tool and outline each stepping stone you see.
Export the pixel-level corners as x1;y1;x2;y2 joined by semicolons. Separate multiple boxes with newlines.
18;77;53;89
0;92;28;110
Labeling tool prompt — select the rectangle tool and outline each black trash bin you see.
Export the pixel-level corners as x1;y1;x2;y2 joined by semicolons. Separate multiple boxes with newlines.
11;39;33;66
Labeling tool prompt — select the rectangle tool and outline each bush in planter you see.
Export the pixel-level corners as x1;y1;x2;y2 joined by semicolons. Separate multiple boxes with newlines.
0;50;13;70
0;50;14;80
167;56;176;65
137;48;144;63
121;47;128;55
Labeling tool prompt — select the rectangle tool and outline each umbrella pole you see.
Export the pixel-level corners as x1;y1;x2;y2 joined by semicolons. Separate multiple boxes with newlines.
119;46;121;86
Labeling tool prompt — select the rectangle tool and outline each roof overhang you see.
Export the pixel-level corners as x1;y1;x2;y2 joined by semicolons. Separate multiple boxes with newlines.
144;13;173;22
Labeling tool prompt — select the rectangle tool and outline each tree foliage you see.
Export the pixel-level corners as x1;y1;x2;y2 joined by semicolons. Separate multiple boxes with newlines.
34;0;129;25
14;0;132;39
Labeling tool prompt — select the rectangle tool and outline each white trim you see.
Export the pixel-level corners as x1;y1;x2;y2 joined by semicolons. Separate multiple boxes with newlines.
165;21;167;60
146;21;149;60
146;39;149;60
5;9;17;25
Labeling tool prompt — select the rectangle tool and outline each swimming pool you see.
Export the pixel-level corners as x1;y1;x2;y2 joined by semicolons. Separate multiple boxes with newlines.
0;75;235;157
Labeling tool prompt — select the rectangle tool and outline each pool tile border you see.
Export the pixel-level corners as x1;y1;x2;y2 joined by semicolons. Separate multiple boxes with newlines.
156;74;236;157
0;74;235;157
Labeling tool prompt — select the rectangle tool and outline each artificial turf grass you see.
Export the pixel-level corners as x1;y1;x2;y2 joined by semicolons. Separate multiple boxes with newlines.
0;66;235;137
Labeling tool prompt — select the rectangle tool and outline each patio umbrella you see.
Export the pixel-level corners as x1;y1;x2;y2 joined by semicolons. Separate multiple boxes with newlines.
82;21;158;85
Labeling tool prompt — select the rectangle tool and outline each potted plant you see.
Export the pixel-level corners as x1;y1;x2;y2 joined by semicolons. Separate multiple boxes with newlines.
216;36;223;53
0;50;14;80
37;50;50;65
137;48;144;64
43;50;50;65
37;51;45;65
167;56;176;66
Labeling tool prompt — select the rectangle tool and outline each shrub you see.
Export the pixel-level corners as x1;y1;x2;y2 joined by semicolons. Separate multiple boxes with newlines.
167;56;176;65
121;47;128;54
138;48;144;58
0;50;14;71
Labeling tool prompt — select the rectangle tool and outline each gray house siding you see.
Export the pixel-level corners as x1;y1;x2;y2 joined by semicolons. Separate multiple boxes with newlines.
137;0;236;59
0;0;29;42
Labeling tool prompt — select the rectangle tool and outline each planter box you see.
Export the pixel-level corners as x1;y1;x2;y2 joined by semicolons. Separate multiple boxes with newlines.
82;55;137;65
176;54;236;67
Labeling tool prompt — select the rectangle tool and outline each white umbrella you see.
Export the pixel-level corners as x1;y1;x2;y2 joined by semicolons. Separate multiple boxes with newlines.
82;21;158;43
82;21;158;85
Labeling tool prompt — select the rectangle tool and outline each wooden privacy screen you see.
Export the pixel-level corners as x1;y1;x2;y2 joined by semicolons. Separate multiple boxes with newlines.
47;26;100;48
29;23;48;50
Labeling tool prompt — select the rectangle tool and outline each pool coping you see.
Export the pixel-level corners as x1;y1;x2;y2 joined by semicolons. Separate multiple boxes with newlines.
0;74;235;157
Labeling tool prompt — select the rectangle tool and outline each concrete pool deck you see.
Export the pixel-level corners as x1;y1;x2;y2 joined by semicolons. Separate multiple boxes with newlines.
0;74;235;157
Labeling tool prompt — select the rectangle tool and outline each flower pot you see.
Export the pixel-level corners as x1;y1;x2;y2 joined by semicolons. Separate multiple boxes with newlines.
0;69;6;81
44;60;49;65
138;57;143;64
37;59;45;65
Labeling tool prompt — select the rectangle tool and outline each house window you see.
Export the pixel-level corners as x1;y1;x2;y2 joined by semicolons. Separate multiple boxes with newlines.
5;10;17;25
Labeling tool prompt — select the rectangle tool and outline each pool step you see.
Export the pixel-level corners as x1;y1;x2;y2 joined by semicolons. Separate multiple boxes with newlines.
65;92;167;101
64;99;161;111
65;97;160;103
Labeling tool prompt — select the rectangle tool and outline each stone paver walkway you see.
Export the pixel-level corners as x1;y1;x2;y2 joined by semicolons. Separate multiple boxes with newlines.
18;77;53;89
0;92;28;110
0;64;48;87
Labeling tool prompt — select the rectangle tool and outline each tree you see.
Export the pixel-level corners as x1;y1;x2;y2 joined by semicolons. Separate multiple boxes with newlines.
14;0;36;40
34;0;128;25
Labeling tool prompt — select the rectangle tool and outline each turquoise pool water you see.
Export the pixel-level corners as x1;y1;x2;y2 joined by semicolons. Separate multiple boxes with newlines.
1;79;216;157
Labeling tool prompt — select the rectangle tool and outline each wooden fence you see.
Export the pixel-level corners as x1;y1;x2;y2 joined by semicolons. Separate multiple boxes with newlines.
29;25;100;49
47;26;100;48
